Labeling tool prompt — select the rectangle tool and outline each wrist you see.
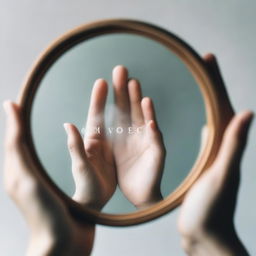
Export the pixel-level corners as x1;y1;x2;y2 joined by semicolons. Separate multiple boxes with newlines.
27;230;72;256
181;228;249;256
136;192;163;210
73;191;104;211
27;226;93;256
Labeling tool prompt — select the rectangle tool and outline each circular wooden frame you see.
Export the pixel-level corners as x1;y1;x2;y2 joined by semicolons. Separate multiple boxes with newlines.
17;18;233;226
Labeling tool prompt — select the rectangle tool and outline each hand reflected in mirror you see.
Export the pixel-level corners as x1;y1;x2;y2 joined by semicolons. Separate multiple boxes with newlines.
3;101;95;256
112;66;166;209
64;65;166;211
178;55;253;256
64;79;117;210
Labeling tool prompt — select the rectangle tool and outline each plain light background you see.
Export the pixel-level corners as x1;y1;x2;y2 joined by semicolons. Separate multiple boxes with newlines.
1;1;255;255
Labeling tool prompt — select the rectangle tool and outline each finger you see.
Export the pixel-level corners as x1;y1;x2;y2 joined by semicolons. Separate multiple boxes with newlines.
112;65;130;126
204;53;234;110
145;119;161;141
141;97;158;125
85;79;108;139
203;53;226;87
213;111;254;173
128;79;144;126
64;123;89;171
3;100;24;150
3;100;40;200
141;97;164;142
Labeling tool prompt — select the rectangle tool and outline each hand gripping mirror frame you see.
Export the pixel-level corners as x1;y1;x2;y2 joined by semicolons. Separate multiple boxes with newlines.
17;18;234;226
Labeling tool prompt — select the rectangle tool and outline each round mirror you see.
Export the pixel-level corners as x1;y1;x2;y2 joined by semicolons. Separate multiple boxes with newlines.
31;32;205;214
18;19;231;225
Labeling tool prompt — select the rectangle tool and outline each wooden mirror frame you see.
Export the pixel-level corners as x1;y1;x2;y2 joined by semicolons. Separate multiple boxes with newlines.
17;18;234;226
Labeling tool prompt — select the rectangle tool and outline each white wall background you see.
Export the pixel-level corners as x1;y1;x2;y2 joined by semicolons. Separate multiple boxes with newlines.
1;1;256;255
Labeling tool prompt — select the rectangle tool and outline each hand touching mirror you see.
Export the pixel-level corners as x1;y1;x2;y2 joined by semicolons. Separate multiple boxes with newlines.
3;101;95;256
63;65;166;211
4;56;253;256
19;19;224;223
29;27;207;217
178;55;253;256
178;110;252;256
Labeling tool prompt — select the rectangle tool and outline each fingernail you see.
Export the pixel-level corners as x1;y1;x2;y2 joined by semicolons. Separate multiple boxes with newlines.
63;123;70;133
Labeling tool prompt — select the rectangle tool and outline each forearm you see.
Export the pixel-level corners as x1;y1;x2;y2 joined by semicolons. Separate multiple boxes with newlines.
27;226;95;256
182;231;249;256
27;238;93;256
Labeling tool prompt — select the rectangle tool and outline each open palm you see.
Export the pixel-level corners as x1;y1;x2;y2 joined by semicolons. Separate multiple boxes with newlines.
112;66;166;209
64;79;116;210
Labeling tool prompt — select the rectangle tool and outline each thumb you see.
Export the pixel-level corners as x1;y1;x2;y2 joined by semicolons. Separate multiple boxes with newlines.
3;100;24;150
64;123;89;171
213;111;254;174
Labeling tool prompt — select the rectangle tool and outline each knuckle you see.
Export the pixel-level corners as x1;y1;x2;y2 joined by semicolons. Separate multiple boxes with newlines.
67;140;77;152
21;177;39;196
75;161;87;172
5;134;24;152
84;140;101;154
5;175;38;199
4;178;17;198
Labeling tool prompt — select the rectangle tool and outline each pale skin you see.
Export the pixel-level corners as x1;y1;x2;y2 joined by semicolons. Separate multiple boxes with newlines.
64;65;166;210
3;54;254;255
112;66;166;208
63;79;116;210
2;65;166;255
178;54;254;256
3;101;95;256
179;111;253;256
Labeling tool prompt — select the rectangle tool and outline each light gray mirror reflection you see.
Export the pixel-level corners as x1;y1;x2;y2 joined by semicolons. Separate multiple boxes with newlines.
31;33;206;214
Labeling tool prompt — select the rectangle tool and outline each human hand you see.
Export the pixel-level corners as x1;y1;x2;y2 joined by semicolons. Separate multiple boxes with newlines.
3;101;95;256
112;66;166;209
64;79;117;210
178;55;253;256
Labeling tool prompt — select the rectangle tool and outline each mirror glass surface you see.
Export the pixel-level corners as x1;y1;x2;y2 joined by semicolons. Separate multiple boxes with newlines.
31;33;206;214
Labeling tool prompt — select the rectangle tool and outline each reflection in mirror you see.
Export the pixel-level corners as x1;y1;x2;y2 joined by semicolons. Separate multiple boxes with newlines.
31;33;206;214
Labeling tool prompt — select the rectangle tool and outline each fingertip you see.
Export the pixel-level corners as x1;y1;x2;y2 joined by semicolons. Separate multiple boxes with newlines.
229;110;254;133
4;101;21;127
236;110;254;134
3;100;10;112
95;78;107;85
128;78;139;85
216;110;254;167
64;123;80;134
112;65;128;87
94;78;108;92
90;78;108;114
141;97;152;107
3;100;16;114
236;110;254;121
63;123;70;133
203;53;216;62
112;65;128;76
